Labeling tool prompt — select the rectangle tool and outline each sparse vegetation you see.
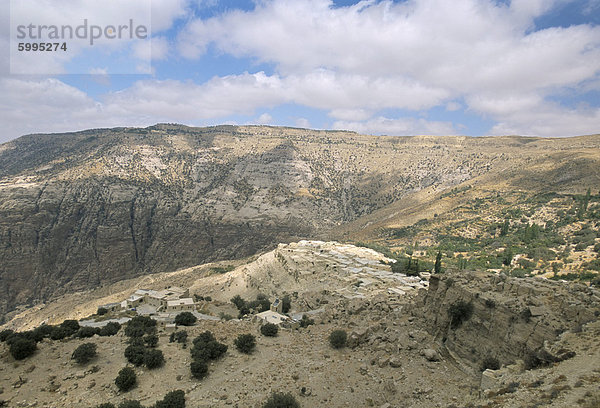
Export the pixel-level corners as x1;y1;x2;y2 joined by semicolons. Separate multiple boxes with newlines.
174;312;197;326
299;315;314;328
260;323;279;337
115;367;137;392
9;337;37;360
72;342;97;364
329;330;347;349
234;333;256;354
143;349;165;369
262;391;300;408
448;300;473;329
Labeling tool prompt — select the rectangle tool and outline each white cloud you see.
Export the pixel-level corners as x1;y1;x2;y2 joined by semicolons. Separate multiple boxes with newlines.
295;117;311;128
175;0;600;135
254;113;273;124
333;116;459;136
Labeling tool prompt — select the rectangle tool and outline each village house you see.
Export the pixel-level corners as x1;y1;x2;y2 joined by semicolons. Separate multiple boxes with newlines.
165;298;195;313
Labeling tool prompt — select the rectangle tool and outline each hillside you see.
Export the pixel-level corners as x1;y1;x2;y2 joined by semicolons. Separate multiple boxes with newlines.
1;241;599;408
1;125;599;321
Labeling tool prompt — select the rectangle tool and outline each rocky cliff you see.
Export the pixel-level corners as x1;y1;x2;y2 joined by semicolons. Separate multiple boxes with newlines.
1;124;599;320
413;271;600;372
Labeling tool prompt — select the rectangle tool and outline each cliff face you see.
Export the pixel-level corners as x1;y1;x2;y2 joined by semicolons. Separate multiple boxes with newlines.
413;272;600;371
1;124;599;320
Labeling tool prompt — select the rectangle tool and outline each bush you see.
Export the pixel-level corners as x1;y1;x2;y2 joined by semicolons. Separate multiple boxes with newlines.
60;320;81;336
155;390;186;408
9;338;37;360
144;349;165;369
234;334;256;354
72;343;97;364
328;330;347;349
124;344;146;366
97;404;116;408
190;359;209;380
299;315;314;328
49;326;70;340
448;300;474;329
169;330;188;344
0;329;15;342
191;331;227;361
99;322;121;337
115;367;137;392
262;392;301;408
144;334;159;348
281;296;291;314
260;323;278;337
125;316;157;337
118;401;143;408
175;312;197;327
97;307;109;316
76;326;101;338
481;356;500;371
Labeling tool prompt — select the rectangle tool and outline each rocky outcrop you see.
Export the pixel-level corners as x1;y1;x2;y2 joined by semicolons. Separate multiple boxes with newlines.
413;271;600;372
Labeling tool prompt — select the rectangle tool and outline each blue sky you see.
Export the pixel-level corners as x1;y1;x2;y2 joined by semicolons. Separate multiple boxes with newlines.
0;0;599;142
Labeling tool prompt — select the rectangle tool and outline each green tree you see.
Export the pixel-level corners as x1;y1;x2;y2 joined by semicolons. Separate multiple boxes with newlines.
500;219;510;236
124;344;146;366
190;359;208;379
281;295;292;314
115;367;137;392
175;312;197;326
503;247;513;266
72;342;97;364
9;338;37;360
155;390;186;408
434;251;442;274
118;401;143;408
144;349;165;369
234;334;256;354
260;323;278;337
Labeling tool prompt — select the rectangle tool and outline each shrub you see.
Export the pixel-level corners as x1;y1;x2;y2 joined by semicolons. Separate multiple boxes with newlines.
125;316;157;337
281;295;291;314
155;390;186;408
328;330;347;349
124;344;146;366
190;359;209;380
72;343;97;364
299;315;314;328
60;320;81;336
234;334;256;354
9;338;37;360
99;322;121;336
262;392;301;408
191;331;227;361
76;326;101;338
0;329;15;342
175;312;197;326
144;334;159;348
144;349;165;369
49;326;70;340
97;404;116;408
118;401;143;408
97;307;109;316
481;356;500;371
448;300;474;329
260;323;278;337
115;367;137;392
169;330;188;344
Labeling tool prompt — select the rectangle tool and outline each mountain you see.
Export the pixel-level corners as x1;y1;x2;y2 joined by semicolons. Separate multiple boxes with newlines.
1;124;599;321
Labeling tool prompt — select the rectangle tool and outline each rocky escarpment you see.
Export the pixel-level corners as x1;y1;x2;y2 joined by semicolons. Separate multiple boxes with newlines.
413;272;600;372
1;124;599;320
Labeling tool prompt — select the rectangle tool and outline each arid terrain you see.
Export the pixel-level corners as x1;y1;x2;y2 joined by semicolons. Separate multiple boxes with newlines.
1;125;599;407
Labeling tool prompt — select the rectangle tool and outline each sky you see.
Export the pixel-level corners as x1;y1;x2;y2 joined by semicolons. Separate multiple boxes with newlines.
0;0;599;142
